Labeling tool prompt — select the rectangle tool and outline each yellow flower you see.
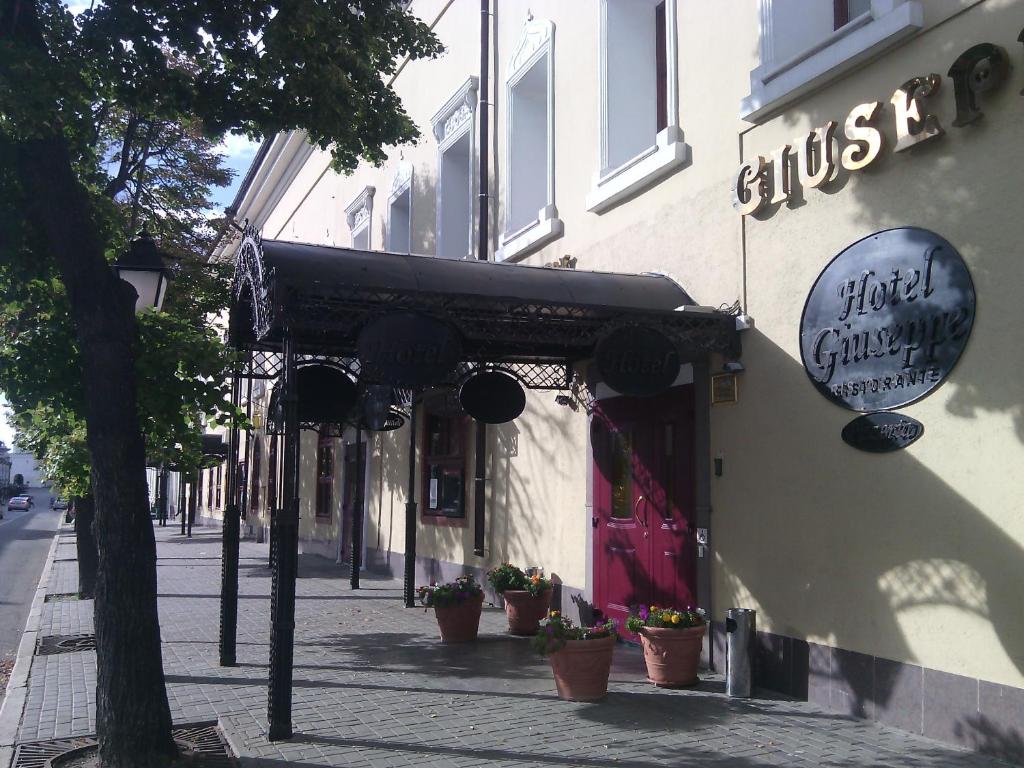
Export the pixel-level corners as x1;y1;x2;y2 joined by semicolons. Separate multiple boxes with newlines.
671;614;681;625
650;605;658;611
550;610;560;618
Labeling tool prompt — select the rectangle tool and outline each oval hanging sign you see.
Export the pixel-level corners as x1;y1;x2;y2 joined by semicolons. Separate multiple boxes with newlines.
841;412;924;453
595;325;680;397
800;228;975;412
358;312;462;389
459;370;526;424
296;365;357;425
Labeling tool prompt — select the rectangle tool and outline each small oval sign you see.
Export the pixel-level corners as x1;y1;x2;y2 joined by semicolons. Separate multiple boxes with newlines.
595;325;680;397
460;370;526;424
296;364;357;425
358;312;462;388
841;412;924;453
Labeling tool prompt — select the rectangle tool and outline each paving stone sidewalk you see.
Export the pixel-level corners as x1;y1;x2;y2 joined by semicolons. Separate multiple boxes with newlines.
12;524;1018;767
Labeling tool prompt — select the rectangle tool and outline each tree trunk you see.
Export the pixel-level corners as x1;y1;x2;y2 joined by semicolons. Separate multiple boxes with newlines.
16;137;179;768
9;3;179;759
74;494;98;599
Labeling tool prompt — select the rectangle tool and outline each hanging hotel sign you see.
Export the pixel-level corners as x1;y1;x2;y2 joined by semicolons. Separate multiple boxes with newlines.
358;312;462;389
841;412;924;453
799;227;975;412
596;325;680;397
732;40;1016;216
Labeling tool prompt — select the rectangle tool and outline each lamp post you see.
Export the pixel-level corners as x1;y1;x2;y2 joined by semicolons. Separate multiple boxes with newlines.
111;229;172;313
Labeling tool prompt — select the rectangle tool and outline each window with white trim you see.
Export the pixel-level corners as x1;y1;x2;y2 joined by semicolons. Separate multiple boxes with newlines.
386;163;413;254
345;186;375;250
432;77;478;260
742;0;923;122
498;17;562;262
587;0;688;214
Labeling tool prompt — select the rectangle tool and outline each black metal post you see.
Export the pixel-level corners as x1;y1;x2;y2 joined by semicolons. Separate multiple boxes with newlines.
350;426;363;590
268;332;299;741
187;471;197;538
472;0;491;558
157;464;168;526
403;399;418;608
219;370;242;666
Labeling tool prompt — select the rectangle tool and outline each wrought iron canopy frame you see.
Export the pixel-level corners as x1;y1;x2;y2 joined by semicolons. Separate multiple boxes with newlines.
230;225;739;367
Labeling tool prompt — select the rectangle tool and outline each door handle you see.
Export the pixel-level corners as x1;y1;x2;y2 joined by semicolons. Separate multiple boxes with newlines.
634;495;648;528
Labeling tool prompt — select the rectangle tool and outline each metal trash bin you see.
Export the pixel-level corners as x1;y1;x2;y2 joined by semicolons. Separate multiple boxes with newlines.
725;607;756;697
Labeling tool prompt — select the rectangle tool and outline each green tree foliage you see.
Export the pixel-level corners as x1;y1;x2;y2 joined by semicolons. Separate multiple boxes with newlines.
0;2;441;764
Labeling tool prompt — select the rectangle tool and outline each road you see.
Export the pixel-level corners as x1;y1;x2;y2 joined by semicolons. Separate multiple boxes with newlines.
0;486;61;699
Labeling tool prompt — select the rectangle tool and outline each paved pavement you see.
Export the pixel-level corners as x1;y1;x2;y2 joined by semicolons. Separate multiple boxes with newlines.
2;522;1018;767
0;489;61;701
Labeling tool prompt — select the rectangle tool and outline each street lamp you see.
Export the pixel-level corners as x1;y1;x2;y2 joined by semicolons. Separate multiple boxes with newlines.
112;229;172;313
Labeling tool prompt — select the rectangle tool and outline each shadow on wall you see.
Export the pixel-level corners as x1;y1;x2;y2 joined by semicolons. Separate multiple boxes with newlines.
720;7;1024;757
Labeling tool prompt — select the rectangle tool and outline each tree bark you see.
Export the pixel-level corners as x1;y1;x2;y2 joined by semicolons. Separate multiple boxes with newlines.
9;5;178;763
74;494;98;599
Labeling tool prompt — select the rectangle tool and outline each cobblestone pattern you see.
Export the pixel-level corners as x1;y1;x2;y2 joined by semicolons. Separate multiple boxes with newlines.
17;526;1014;768
17;652;96;741
38;599;94;638
45;561;78;597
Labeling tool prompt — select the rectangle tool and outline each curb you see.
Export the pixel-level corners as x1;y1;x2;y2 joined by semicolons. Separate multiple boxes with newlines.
0;521;66;768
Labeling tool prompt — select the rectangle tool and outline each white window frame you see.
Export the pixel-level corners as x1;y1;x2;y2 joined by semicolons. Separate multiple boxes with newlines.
586;0;688;214
345;186;375;250
741;0;923;123
497;17;562;263
386;162;414;254
431;76;479;260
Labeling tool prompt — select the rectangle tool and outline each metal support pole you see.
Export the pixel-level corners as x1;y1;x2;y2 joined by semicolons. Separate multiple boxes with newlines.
268;332;299;741
187;471;197;538
350;425;363;590
472;0;491;558
219;371;243;666
159;465;168;526
403;399;418;608
176;472;185;523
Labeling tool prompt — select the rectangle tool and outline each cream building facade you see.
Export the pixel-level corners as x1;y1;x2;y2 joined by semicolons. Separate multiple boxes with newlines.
210;1;1024;759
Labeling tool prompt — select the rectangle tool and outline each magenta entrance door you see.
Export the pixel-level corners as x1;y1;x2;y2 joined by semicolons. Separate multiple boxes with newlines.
592;386;696;633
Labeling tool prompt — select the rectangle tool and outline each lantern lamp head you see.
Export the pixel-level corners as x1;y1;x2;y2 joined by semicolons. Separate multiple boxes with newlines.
112;229;172;313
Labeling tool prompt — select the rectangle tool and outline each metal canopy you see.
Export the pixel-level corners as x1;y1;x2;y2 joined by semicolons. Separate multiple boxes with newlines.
231;226;738;363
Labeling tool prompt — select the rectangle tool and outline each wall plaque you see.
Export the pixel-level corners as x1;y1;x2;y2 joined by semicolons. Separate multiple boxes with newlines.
800;228;975;412
358;312;462;388
842;412;924;453
595;325;680;397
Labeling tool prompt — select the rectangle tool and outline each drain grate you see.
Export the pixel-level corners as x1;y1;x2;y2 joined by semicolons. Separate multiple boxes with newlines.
12;723;236;768
35;634;96;656
43;593;80;603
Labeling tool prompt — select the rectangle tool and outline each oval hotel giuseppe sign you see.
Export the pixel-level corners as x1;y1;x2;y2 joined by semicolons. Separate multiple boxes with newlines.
799;228;975;412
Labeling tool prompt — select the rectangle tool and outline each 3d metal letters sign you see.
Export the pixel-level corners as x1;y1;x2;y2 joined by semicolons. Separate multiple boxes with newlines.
842;412;925;453
799;228;975;412
732;36;1019;217
358;312;462;388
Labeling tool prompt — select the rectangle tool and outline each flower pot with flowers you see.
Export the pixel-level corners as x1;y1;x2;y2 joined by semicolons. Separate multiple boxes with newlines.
417;575;485;643
487;563;553;635
626;605;707;687
533;611;618;701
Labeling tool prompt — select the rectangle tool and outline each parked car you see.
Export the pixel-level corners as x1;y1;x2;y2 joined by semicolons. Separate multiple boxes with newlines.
7;496;31;511
52;498;69;510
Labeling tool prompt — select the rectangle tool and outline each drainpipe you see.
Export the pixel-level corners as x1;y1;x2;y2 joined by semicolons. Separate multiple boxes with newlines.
472;0;490;558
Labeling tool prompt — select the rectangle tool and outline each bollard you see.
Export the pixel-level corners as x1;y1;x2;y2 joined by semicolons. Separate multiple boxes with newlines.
725;607;756;697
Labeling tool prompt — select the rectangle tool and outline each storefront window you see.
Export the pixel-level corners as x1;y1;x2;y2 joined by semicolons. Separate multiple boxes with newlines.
423;414;466;518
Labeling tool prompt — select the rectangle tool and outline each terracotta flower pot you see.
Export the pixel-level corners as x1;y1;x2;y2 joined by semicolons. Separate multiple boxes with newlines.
547;633;616;701
433;592;484;643
639;624;706;687
501;589;552;635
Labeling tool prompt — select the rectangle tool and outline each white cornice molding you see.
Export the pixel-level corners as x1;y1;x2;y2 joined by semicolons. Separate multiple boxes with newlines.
344;186;376;230
431;76;479;144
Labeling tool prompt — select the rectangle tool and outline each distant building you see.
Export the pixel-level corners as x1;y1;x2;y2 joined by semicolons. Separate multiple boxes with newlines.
0;442;11;497
10;451;45;488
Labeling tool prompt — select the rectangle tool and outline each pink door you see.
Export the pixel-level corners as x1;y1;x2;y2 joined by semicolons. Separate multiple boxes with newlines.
592;386;696;633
